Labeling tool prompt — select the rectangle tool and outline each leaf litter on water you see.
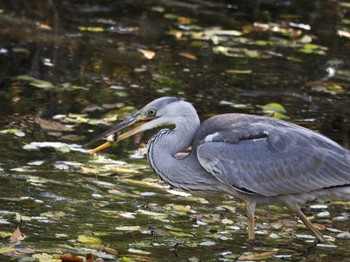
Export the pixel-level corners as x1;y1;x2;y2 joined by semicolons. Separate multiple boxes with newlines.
23;142;89;153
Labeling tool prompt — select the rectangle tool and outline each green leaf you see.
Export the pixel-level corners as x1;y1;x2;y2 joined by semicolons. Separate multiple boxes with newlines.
16;75;53;89
0;128;22;134
12;47;29;54
258;103;287;114
164;13;178;20
0;246;15;253
77;234;102;247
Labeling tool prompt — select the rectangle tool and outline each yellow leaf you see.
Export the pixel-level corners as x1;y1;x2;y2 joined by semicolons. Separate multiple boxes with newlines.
77;234;102;247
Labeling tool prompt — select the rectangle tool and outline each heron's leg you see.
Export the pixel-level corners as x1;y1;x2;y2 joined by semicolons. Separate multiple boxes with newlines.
286;202;327;243
245;200;256;241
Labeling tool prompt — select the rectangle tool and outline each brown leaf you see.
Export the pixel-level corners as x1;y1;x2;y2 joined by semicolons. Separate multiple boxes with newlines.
86;253;94;262
314;223;326;231
103;246;118;255
35;116;73;131
38;23;52;30
60;254;84;262
149;226;171;237
280;219;297;228
178;52;197;60
10;227;26;243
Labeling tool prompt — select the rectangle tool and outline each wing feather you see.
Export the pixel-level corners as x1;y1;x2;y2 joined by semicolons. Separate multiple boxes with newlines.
196;115;350;197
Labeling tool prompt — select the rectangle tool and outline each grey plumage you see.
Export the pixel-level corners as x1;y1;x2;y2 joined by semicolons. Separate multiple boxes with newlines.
88;97;350;243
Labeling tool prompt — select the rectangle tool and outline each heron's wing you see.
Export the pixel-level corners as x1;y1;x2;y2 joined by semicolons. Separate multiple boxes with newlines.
196;118;350;197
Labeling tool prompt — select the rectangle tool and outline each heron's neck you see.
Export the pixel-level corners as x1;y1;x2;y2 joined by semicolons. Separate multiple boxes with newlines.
147;117;222;191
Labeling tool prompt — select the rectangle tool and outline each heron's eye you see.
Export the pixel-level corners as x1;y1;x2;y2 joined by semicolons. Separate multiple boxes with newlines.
148;109;156;116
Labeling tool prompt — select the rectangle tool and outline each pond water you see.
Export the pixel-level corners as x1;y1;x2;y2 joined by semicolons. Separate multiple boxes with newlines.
0;0;350;261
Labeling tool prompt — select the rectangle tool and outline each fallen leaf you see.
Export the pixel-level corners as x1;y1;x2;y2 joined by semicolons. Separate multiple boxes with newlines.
138;49;156;59
10;227;26;243
32;253;59;262
128;248;151;255
103;247;118;255
338;29;350;39
0;246;15;254
60;254;84;262
148;226;171;236
238;251;278;261
258;102;287;114
0;231;12;238
178;52;197;60
336;231;350;239
77;235;102;247
38;23;52;30
225;69;252;74
280;219;297;228
78;26;104;32
86;253;94;262
115;225;141;231
16;75;54;89
35;116;73;131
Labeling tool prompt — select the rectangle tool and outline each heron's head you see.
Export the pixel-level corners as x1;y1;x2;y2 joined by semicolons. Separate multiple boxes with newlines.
85;97;196;153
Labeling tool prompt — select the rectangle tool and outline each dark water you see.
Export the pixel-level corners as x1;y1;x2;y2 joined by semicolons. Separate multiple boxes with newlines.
0;0;350;261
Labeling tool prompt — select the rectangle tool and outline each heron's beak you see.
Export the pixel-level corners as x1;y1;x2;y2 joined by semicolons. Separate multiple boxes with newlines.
85;113;148;154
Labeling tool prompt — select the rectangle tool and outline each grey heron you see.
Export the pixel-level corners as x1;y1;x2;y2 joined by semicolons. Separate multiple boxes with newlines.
86;97;350;243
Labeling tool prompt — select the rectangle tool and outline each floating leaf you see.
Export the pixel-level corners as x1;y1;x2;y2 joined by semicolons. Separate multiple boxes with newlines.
298;43;327;55
60;83;88;90
137;209;168;217
170;231;193;237
172;204;191;213
35;116;73;131
167;189;191;196
0;231;12;238
16;75;54;88
128;248;151;255
115;226;141;231
23;142;89;153
138;49;156;59
199;240;216;246
149;226;170;237
178;52;197;60
0;128;22;134
308;81;345;94
225;69;252;74
221;218;234;225
151;6;165;13
32;253;60;262
205;29;242;37
77;234;102;247
10;227;26;243
238;251;278;261
164;13;179;20
12;47;29;53
78;26;104;32
38;23;52;30
60;254;84;262
258;102;287;114
0;246;15;254
336;231;350;239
